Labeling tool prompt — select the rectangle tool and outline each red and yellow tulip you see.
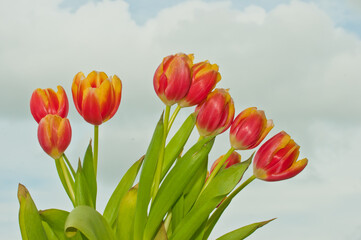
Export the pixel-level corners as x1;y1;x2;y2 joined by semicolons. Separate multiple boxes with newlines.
253;131;308;181
30;86;69;123
72;71;122;125
195;88;235;137
37;114;72;159
178;61;221;107
153;53;193;106
230;107;273;150
210;151;241;174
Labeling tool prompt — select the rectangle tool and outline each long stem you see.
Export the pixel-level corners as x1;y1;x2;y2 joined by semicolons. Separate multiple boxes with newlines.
94;125;99;175
168;105;181;132
55;157;75;206
62;153;75;178
201;147;235;194
152;106;171;199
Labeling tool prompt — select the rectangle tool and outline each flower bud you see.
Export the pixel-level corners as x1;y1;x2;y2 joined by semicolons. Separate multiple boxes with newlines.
37;114;72;159
253;131;308;181
153;53;193;106
195;88;235;137
30;86;69;123
178;61;221;107
230;107;273;150
210;151;241;174
72;71;122;125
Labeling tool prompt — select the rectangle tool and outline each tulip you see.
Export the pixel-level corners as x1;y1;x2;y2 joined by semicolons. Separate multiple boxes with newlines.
253;131;308;181
37;114;72;159
195;88;235;137
153;53;193;106
210;151;241;174
230;107;274;150
72;71;122;125
30;86;69;123
178;61;221;107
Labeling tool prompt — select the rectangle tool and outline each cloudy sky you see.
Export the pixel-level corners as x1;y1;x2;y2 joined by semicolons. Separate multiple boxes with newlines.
1;0;361;239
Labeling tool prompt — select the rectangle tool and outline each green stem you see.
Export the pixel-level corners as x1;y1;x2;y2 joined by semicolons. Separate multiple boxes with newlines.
55;157;75;206
228;175;256;198
201;147;235;194
152;106;171;199
62;153;75;178
168;105;181;133
94;125;99;175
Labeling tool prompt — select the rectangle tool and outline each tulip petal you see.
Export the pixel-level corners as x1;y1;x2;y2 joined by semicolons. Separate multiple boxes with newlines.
265;158;308;181
72;72;86;114
94;79;113;121
109;75;122;120
253;131;290;170
82;88;103;125
56;86;69;118
30;90;50;123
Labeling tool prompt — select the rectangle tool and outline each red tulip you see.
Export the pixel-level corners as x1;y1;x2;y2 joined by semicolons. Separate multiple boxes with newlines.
195;88;235;137
253;131;308;181
230;107;273;150
153;53;193;106
178;60;221;107
30;86;69;123
210;152;241;174
72;71;122;125
37;114;72;159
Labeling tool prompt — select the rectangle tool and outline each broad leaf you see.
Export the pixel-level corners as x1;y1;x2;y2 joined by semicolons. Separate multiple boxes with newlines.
18;184;47;240
65;205;115;240
116;185;138;239
74;160;94;207
82;142;97;207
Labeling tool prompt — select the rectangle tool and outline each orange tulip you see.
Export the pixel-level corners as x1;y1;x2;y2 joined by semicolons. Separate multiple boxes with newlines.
72;71;122;125
153;53;193;106
30;86;69;123
253;131;308;181
230;107;273;150
195;88;235;137
37;114;72;159
178;61;221;107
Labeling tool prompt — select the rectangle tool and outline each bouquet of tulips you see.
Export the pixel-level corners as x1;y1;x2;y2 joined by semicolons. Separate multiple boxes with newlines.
18;53;308;240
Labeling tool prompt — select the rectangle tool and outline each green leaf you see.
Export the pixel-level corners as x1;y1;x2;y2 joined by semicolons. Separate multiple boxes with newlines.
144;137;215;240
42;221;59;240
171;195;184;233
65;205;116;240
183;158;208;214
171;159;251;240
203;157;253;240
116;185;138;239
133;115;164;240
82;142;97;207
216;219;275;240
17;184;47;240
74;160;94;207
39;208;69;240
161;113;196;179
103;156;144;227
154;222;168;240
55;158;75;205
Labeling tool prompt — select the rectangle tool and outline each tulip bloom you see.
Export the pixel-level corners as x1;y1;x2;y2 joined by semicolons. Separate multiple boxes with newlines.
230;107;274;150
210;151;241;174
195;88;235;137
30;86;69;123
178;61;221;107
72;71;122;125
153;53;193;106
37;114;72;159
253;131;308;181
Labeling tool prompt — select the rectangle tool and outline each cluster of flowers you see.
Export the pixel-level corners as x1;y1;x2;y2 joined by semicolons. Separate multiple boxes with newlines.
23;53;309;240
31;53;307;182
153;53;308;182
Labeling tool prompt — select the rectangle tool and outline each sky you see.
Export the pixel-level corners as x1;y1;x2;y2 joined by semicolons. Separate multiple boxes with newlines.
0;0;361;239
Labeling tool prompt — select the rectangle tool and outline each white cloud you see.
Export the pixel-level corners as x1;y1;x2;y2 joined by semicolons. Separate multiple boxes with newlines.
1;0;361;239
